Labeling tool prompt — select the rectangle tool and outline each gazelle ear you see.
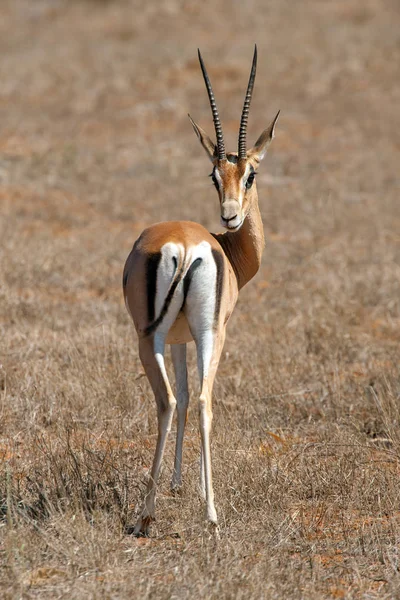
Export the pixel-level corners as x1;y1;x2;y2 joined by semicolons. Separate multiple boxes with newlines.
247;110;280;162
188;114;217;162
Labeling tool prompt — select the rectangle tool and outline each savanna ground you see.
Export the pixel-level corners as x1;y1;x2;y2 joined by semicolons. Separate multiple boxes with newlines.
1;0;400;597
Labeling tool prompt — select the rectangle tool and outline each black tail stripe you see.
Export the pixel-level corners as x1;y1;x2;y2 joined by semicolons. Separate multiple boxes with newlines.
146;252;162;324
182;257;203;308
145;262;184;337
211;249;224;326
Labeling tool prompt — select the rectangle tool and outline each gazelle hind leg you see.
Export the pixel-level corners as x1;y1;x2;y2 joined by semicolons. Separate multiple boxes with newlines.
170;343;189;491
195;329;226;524
182;248;226;524
134;333;176;536
200;446;206;499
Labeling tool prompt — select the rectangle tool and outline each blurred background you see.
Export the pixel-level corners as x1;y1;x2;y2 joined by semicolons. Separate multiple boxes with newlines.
1;0;400;597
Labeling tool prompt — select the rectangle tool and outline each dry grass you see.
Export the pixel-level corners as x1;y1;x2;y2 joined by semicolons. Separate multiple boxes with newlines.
1;0;400;597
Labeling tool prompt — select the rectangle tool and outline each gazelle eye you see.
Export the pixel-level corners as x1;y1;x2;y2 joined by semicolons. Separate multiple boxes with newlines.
245;172;256;190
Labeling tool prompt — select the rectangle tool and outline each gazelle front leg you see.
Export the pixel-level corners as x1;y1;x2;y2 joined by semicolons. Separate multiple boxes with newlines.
170;343;189;491
134;333;176;536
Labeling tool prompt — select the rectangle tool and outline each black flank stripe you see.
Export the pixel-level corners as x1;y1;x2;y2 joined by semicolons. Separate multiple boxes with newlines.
211;249;224;327
182;257;202;308
122;269;129;288
146;252;162;324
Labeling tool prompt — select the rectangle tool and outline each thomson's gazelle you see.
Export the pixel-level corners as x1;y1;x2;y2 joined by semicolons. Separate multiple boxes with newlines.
123;46;279;535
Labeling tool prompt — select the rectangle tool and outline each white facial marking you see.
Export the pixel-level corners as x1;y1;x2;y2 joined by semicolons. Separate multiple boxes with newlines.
214;168;223;190
241;163;251;191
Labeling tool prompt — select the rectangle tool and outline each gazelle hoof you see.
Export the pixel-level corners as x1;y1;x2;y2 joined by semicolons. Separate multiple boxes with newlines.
170;481;182;495
205;515;220;538
126;515;153;537
207;506;218;525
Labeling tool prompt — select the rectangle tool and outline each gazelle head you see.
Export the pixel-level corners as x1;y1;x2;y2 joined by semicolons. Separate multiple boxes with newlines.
189;45;280;232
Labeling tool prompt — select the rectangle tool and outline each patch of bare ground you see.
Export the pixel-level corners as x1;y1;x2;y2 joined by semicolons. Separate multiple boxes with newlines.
1;0;400;597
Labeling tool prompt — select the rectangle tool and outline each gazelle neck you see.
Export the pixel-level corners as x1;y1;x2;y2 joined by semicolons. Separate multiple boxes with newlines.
212;188;265;290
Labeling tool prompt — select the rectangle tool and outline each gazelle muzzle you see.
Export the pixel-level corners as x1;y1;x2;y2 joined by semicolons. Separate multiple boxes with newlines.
220;200;243;230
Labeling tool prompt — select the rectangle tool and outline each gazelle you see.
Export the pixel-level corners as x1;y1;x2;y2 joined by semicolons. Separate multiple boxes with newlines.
123;45;279;536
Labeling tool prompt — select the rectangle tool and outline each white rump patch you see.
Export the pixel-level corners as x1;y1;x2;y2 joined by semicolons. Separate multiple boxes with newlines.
155;242;184;319
182;241;218;379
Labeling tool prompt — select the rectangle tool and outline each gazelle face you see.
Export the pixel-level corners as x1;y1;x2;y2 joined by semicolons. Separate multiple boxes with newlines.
211;154;258;231
188;46;279;233
189;113;279;232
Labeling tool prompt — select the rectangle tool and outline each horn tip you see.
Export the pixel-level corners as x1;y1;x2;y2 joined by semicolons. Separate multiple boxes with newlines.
271;110;281;139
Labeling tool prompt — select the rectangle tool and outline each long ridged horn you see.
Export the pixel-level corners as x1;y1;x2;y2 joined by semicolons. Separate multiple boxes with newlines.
198;49;226;161
238;45;258;160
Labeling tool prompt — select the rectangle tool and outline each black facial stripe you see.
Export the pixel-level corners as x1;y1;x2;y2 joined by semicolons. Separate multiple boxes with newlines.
211;249;224;327
210;168;219;190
